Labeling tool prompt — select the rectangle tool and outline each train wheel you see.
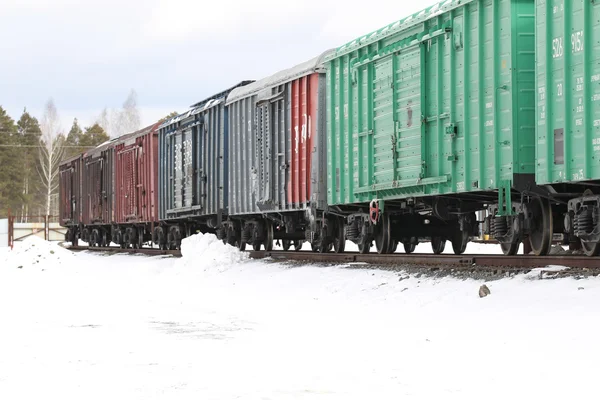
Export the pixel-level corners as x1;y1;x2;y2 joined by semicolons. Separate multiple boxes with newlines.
264;221;274;251
253;242;262;251
500;241;520;256
90;229;98;247
332;218;346;253
404;240;416;254
375;214;391;254
138;228;144;249
358;241;371;254
581;240;600;257
528;196;553;256
282;240;291;251
293;240;303;251
318;242;333;253
451;229;469;255
238;241;247;251
431;236;446;254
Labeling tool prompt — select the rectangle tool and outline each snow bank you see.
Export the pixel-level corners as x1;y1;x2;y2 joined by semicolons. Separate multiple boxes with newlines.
1;236;75;270
178;232;248;271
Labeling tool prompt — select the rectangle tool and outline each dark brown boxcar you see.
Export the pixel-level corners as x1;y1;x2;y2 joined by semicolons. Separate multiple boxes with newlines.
80;139;116;245
58;154;83;244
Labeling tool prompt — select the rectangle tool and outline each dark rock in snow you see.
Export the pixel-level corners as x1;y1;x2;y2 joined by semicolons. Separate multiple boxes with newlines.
479;284;491;298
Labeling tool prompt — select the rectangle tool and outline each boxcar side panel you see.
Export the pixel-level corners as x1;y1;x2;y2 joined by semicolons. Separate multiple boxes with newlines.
227;56;330;217
327;0;536;206
114;123;159;224
82;147;114;225
535;0;600;184
59;156;82;227
159;96;234;221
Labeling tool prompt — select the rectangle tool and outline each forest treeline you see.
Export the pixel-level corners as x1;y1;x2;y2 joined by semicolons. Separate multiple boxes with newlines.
0;91;176;221
0;105;110;221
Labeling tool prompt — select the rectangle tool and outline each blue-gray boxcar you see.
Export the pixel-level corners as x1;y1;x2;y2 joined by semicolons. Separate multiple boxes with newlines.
156;82;252;249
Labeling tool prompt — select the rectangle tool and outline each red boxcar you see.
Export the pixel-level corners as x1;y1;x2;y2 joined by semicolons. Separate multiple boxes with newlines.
114;122;160;225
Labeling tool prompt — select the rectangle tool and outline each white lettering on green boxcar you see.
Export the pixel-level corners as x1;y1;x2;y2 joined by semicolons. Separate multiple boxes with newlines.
576;77;584;92
553;4;563;14
572;31;584;53
594;120;600;127
552;37;564;59
577;98;584;114
592;75;600;83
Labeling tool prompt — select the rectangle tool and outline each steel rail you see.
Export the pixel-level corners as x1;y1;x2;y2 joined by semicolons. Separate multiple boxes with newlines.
247;250;600;269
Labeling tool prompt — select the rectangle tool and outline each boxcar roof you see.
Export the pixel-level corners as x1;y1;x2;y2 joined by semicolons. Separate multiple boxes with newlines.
114;121;161;147
159;80;253;129
328;0;475;60
225;49;334;104
59;152;83;167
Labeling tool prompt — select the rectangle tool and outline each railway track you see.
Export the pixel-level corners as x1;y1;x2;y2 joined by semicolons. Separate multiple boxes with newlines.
67;245;182;257
247;250;600;270
64;245;600;271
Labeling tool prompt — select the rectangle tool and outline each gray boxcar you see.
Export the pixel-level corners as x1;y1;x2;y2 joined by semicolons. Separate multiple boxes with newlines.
224;50;340;252
157;82;252;249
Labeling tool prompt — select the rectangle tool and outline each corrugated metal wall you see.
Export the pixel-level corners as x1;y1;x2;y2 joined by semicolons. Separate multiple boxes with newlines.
159;86;246;221
535;0;600;184
114;123;160;224
81;146;114;225
327;0;536;206
59;155;82;227
226;54;331;217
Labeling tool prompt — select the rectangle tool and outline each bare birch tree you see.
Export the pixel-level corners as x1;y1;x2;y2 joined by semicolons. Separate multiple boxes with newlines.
119;89;141;136
37;99;65;218
96;89;141;138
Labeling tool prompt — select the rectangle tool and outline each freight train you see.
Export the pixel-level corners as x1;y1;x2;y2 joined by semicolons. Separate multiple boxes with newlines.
59;0;600;257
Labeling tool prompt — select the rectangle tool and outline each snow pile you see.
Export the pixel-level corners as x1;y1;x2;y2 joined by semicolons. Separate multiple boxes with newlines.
178;232;248;271
1;236;75;270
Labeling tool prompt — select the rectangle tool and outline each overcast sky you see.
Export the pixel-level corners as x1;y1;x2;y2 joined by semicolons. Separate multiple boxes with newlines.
1;0;434;132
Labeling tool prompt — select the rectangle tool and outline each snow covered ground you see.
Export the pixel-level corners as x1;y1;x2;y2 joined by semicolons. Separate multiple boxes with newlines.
1;235;599;399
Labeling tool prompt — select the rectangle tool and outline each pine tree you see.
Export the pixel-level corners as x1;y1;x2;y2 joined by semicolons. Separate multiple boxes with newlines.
16;109;43;221
160;111;179;122
63;118;85;159
80;123;110;148
0;106;22;217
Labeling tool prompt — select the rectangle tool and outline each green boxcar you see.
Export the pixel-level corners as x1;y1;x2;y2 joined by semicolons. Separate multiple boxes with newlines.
326;0;536;208
535;0;600;184
535;0;600;256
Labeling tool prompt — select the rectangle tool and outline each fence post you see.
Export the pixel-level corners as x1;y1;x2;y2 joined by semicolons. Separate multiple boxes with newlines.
8;209;14;250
